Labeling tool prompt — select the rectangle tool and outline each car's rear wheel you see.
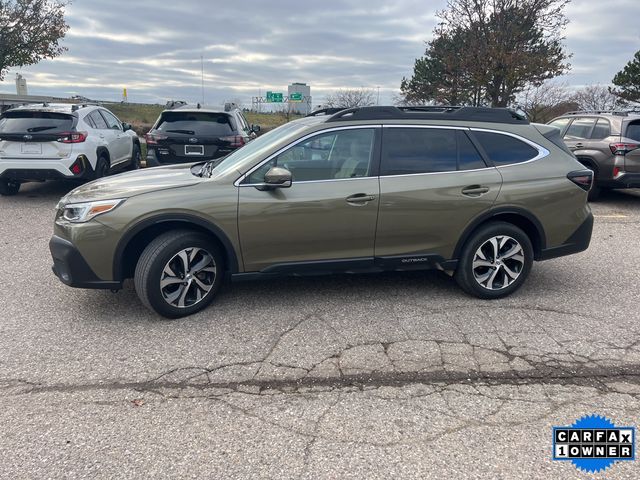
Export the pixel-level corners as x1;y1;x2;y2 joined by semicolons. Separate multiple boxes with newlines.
128;144;141;170
0;179;21;196
94;155;110;179
454;222;533;299
134;230;224;318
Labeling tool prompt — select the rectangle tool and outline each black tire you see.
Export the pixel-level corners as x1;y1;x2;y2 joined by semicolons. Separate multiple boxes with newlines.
134;230;224;318
128;144;141;171
94;155;110;179
454;222;533;299
0;179;20;196
587;184;602;202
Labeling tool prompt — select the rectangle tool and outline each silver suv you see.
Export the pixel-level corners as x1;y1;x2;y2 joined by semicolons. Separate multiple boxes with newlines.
0;103;141;195
547;111;640;200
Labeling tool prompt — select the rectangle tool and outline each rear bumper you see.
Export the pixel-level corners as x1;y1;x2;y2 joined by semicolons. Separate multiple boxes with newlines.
49;235;121;290
538;213;593;261
0;155;94;181
603;172;640;188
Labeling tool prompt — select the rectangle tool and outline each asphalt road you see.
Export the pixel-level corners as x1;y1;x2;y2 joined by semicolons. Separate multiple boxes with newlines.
1;181;639;479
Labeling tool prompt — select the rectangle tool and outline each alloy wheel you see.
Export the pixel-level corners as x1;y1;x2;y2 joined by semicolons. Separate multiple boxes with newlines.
160;247;217;308
472;235;525;290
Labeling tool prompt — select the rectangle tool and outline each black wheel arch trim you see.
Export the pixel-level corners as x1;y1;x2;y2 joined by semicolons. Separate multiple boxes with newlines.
452;206;547;261
112;213;240;281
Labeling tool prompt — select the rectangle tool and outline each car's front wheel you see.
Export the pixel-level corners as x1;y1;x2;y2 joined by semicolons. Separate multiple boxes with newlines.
454;222;533;299
0;179;21;196
134;230;224;318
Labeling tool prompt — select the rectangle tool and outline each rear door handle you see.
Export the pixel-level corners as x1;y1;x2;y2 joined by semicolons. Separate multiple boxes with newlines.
346;193;376;204
461;185;490;197
574;143;584;149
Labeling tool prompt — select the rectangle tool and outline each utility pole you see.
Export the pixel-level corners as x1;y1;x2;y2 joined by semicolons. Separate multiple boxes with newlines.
201;55;205;105
377;86;380;105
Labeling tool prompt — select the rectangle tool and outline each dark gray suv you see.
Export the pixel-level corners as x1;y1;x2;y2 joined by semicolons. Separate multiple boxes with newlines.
547;111;640;200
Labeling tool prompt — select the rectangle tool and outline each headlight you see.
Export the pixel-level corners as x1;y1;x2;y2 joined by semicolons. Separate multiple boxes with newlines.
61;199;125;223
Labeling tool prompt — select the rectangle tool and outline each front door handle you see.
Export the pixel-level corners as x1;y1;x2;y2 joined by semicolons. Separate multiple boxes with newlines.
461;185;490;197
346;193;376;205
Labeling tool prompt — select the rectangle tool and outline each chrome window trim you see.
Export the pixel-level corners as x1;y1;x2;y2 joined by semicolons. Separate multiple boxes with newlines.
234;125;381;187
379;166;495;179
469;127;549;167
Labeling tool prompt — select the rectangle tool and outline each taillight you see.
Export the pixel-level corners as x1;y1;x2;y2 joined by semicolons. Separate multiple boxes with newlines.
144;132;168;145
567;170;593;192
57;131;87;144
221;135;245;148
609;142;639;155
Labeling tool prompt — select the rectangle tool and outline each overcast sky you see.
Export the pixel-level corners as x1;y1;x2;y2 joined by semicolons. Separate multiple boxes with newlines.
1;0;639;106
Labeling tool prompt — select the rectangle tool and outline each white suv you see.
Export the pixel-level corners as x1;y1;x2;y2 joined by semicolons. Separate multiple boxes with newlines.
0;103;141;195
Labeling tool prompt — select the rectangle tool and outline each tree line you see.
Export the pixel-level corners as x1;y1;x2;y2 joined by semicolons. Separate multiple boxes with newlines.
398;0;640;121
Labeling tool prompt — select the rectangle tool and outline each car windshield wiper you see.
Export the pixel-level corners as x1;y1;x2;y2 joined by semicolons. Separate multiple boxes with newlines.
197;157;228;178
165;129;195;135
27;126;58;132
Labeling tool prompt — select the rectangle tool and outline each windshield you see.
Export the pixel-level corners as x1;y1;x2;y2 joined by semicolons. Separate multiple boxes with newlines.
211;121;309;178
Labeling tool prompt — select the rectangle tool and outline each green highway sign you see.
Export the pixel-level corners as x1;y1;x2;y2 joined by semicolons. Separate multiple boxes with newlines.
266;91;284;103
289;92;303;102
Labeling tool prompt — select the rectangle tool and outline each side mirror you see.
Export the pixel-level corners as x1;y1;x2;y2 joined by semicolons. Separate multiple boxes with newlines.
251;124;261;134
257;166;292;190
122;122;132;132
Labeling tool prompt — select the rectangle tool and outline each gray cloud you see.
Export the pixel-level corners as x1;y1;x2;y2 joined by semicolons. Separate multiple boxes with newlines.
1;0;639;105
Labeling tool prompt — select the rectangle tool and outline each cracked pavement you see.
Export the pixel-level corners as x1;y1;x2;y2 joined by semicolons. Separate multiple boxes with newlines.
1;182;639;479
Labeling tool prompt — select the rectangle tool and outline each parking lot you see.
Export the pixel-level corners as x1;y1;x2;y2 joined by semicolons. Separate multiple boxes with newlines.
1;181;639;479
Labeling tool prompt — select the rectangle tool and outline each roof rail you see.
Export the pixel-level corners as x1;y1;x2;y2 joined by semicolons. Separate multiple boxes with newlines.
563;110;629;116
326;106;528;124
306;107;347;117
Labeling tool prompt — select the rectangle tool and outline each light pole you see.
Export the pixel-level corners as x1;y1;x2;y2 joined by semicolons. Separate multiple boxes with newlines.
377;86;380;105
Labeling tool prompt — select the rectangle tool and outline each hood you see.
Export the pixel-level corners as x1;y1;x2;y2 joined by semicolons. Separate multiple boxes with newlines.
60;163;203;204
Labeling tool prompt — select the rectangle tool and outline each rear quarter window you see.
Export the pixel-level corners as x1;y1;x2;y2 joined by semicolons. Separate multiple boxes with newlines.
0;111;74;134
625;121;640;142
156;112;234;136
472;131;539;166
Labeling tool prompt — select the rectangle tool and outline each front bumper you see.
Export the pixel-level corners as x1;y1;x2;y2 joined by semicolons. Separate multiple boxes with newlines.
49;235;121;290
538;212;594;261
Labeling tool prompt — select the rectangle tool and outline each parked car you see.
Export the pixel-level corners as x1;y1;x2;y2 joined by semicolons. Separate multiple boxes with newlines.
547;110;640;200
0;103;141;196
144;103;259;167
50;106;593;318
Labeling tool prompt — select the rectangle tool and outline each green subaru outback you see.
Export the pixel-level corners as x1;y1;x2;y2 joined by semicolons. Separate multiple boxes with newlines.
50;106;594;318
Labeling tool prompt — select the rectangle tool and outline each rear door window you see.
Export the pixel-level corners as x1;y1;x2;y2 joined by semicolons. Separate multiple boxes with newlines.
590;119;611;139
457;130;487;170
381;128;458;175
564;117;596;139
471;131;539;166
0;111;74;134
156;111;234;136
100;110;122;130
89;111;108;129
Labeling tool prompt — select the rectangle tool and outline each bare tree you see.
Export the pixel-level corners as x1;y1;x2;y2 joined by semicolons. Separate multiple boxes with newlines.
0;0;70;80
516;80;573;123
571;84;626;111
324;89;376;108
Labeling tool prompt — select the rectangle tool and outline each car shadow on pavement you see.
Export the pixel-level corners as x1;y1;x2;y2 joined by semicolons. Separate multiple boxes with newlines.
83;270;462;323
